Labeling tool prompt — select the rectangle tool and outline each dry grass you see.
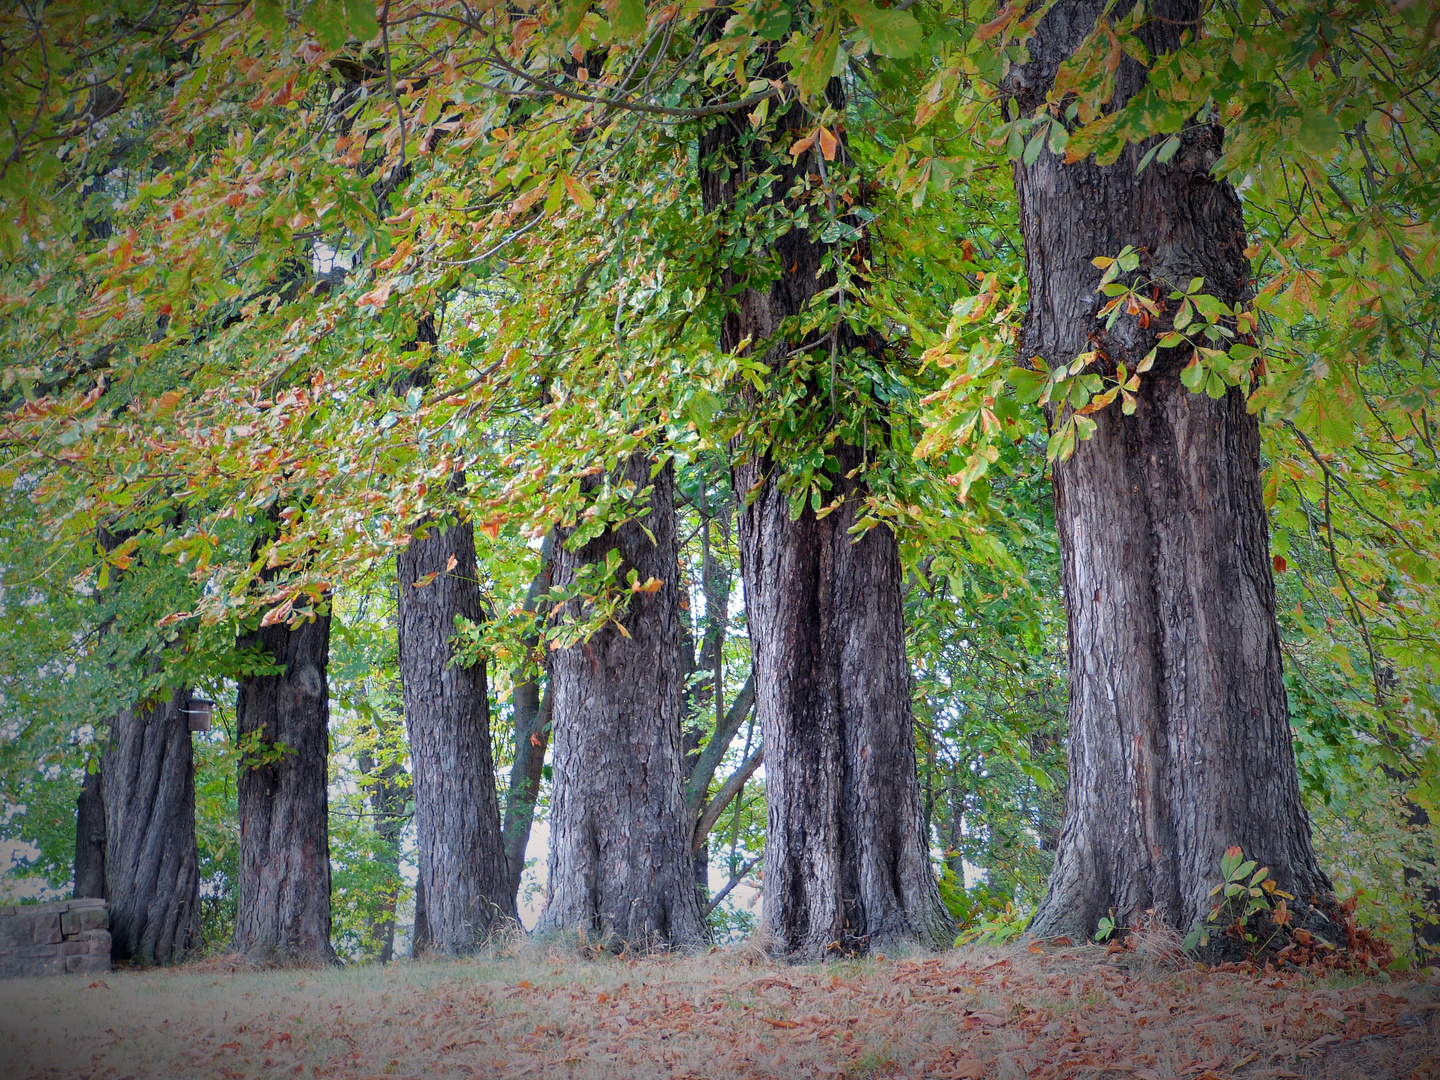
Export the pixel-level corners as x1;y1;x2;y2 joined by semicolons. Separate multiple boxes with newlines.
1;942;1437;1079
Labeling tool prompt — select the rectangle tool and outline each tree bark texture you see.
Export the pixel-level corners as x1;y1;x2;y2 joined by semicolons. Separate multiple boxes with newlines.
700;81;951;959
73;765;106;901
397;514;514;952
100;688;202;965
536;457;706;949
1013;0;1332;940
233;614;337;965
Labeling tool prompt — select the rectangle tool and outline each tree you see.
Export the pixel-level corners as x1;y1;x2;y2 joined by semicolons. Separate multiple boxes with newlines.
700;76;952;959
536;457;706;949
1001;0;1333;941
233;609;337;965
397;510;515;952
100;688;202;965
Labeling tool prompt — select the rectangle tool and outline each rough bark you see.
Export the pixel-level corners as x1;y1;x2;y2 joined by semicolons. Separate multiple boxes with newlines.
100;689;202;965
100;688;202;965
699;76;951;960
233;613;337;965
536;457;706;950
1013;0;1332;941
73;765;106;901
397;513;515;952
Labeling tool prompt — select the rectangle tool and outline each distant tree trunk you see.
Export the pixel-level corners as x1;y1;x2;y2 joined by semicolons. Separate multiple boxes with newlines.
700;76;951;960
1013;0;1333;941
100;688;202;965
411;859;430;958
501;539;556;912
356;720;407;963
397;512;514;952
233;613;337;965
73;765;106;900
536;457;706;949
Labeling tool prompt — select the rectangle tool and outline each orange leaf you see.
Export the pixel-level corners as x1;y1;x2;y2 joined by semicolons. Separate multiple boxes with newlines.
761;1018;799;1029
817;125;838;161
530;732;543;747
412;572;438;588
445;553;458;572
631;576;664;593
479;519;501;541
1273;554;1287;574
789;128;818;158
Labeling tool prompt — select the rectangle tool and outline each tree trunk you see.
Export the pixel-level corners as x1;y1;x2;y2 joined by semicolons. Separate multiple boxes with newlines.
397;514;514;952
501;538;556;911
1013;0;1333;941
536;457;706;949
73;765;106;900
699;79;951;960
356;721;407;963
100;688;202;965
233;614;337;965
411;858;430;957
502;684;550;909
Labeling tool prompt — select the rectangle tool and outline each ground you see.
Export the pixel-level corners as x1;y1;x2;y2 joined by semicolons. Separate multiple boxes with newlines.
0;941;1437;1079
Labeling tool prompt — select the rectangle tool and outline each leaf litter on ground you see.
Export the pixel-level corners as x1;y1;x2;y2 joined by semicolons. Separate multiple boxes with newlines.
0;942;1436;1079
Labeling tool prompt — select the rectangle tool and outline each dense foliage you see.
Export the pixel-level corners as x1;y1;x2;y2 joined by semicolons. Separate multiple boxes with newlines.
0;0;1435;961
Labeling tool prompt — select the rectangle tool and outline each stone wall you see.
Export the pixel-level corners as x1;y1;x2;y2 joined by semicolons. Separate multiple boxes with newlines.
0;898;110;978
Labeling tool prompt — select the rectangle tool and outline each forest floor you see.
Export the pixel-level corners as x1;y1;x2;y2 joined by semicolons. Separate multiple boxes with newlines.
0;940;1437;1080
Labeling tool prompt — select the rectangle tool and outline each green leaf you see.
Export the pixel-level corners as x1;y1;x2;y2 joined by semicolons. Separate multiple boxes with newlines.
613;0;646;40
344;0;379;42
1023;128;1046;166
846;0;924;58
1007;366;1048;405
757;3;791;40
795;23;840;98
1298;109;1340;154
557;0;589;39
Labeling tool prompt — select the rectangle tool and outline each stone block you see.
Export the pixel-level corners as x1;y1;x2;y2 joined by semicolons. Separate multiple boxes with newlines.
80;929;111;955
0;918;31;947
66;954;108;975
13;943;60;959
58;940;89;956
61;907;107;935
32;913;62;945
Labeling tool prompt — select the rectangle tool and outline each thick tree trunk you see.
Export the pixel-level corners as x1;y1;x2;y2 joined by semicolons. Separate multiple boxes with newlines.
101;688;202;965
1013;0;1332;941
536;457;706;949
397;514;514;952
233;614;337;965
73;765;106;900
700;82;951;960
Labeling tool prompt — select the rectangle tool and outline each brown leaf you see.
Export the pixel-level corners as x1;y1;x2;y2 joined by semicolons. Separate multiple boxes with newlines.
761;1018;800;1029
445;553;458;572
950;1058;987;1079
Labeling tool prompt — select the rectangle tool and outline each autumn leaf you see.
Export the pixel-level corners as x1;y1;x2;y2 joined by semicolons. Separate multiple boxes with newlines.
445;553;458;572
631;576;664;593
817;125;838;161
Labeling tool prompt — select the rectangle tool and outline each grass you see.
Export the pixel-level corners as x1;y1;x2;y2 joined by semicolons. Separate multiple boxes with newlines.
1;942;1437;1079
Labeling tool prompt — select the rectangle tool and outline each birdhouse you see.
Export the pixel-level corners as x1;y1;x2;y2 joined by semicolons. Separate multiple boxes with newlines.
185;698;215;733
